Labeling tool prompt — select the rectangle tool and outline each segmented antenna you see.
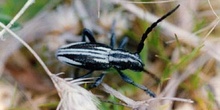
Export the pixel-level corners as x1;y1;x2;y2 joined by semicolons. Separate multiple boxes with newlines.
136;5;180;54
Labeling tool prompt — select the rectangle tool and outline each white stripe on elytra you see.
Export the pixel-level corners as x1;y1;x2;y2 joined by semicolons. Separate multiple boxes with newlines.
60;43;111;52
58;53;109;64
109;56;137;63
109;50;141;62
60;42;86;48
94;46;111;51
57;52;108;60
58;48;110;55
57;56;82;65
93;58;109;63
110;50;137;58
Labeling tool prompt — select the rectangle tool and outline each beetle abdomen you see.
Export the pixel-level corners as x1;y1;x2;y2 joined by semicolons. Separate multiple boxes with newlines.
56;42;112;70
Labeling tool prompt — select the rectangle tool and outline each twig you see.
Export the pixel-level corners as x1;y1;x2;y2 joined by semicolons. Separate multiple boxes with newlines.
147;97;193;104
0;22;52;76
97;0;100;18
101;83;136;106
207;0;219;19
194;18;220;35
101;83;193;109
203;0;220;40
0;0;35;40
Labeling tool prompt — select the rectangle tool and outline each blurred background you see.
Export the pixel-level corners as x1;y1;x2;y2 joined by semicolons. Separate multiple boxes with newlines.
0;0;220;110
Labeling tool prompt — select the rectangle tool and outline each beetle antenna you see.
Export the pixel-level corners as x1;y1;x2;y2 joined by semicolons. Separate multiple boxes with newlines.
136;4;180;54
143;68;160;83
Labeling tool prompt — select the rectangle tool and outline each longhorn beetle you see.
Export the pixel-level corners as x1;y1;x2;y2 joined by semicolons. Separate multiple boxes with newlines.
56;5;179;97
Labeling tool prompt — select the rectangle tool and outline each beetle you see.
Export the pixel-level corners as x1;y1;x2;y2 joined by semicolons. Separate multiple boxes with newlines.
56;5;180;97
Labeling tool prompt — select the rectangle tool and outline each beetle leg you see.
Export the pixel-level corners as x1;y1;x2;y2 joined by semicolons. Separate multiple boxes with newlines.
110;19;116;48
73;68;80;78
89;72;106;89
82;28;96;42
117;69;156;97
110;20;128;49
77;70;94;78
118;37;128;49
110;32;116;48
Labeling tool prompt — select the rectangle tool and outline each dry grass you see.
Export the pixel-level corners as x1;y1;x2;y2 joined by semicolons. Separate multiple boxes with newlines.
0;0;220;110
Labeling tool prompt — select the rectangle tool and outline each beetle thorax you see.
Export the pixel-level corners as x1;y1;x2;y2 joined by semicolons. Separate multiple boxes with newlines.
109;49;144;71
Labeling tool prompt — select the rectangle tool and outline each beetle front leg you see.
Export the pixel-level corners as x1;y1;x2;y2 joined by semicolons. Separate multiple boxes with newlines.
89;72;106;89
82;28;96;43
110;19;116;48
117;69;156;97
77;70;94;79
118;37;128;49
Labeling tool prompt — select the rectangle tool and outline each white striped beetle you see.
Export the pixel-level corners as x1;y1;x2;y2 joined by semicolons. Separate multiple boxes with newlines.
56;5;179;97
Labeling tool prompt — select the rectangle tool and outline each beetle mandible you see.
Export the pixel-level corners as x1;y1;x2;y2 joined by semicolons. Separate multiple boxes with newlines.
56;5;180;97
